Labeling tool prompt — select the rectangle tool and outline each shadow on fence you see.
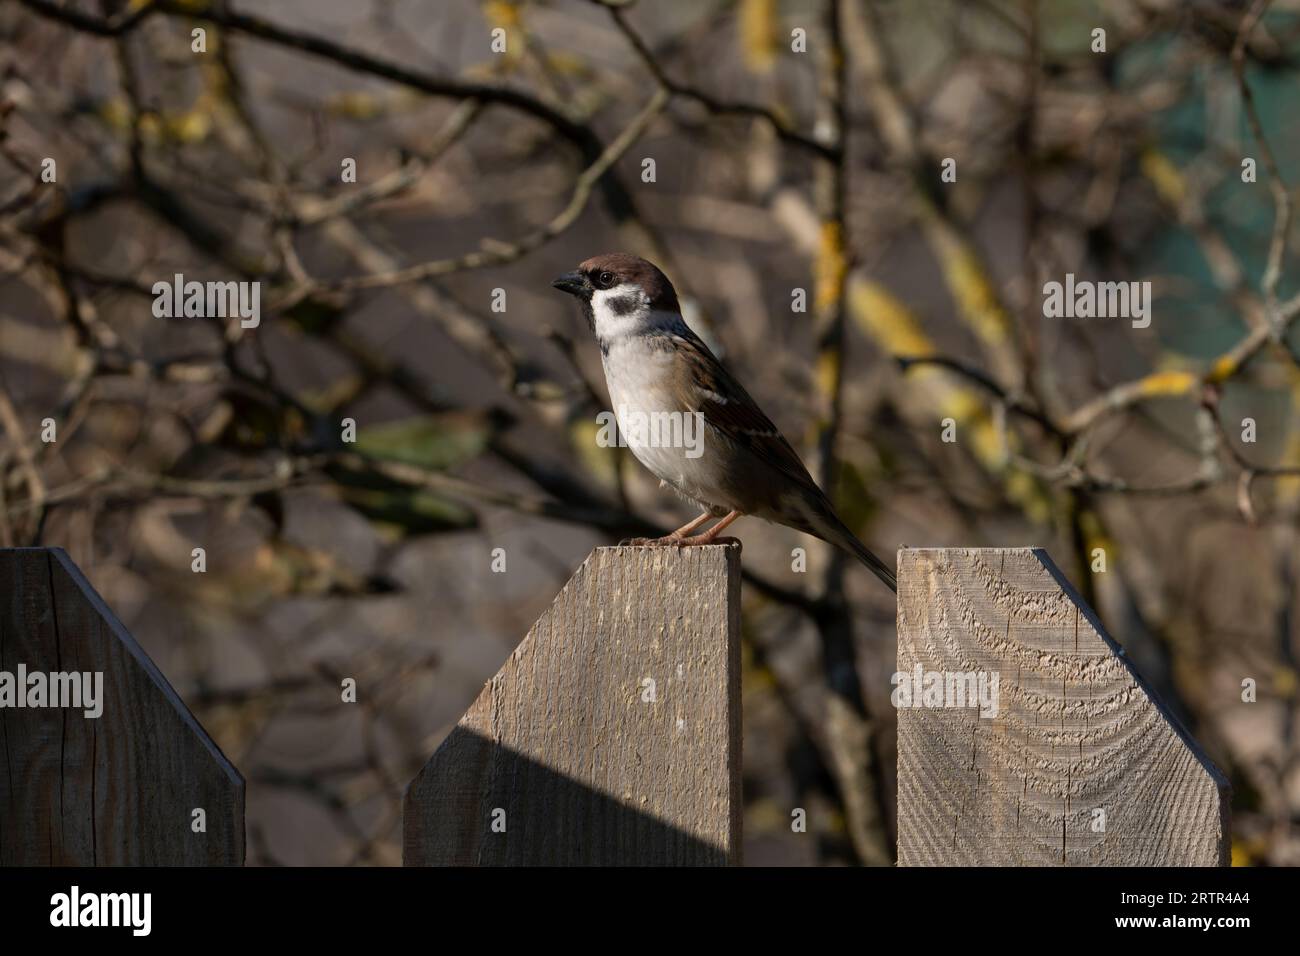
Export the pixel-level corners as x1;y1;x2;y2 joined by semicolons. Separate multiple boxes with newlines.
404;728;730;866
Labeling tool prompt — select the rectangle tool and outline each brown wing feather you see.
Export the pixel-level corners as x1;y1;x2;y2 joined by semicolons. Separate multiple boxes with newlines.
669;329;822;495
663;327;898;591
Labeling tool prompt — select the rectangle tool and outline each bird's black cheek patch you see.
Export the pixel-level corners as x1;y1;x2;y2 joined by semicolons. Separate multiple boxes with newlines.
606;294;641;316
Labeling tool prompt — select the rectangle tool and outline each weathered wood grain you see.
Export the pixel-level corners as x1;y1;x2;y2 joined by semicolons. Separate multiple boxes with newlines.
896;548;1230;866
404;545;742;865
0;548;244;865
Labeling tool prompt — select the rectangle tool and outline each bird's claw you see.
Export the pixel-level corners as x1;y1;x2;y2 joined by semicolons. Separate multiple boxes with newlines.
618;534;742;552
680;534;742;552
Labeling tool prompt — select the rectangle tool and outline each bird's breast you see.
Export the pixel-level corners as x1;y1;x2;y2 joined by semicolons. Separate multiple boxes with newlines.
600;341;721;505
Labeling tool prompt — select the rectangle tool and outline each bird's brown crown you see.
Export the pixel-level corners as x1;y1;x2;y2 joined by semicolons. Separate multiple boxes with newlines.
578;253;680;312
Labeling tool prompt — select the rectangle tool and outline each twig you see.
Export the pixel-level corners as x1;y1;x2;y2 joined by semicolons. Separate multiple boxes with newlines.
1232;0;1292;328
317;88;669;294
602;3;839;161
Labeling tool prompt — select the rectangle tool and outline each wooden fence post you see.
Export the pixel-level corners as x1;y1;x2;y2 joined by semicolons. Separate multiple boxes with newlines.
404;545;742;865
896;548;1230;865
0;548;244;865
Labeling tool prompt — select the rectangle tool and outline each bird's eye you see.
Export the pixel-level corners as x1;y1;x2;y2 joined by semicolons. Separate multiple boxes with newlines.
598;271;615;288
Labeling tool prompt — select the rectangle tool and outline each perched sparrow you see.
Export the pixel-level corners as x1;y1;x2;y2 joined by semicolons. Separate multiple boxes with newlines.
552;253;896;592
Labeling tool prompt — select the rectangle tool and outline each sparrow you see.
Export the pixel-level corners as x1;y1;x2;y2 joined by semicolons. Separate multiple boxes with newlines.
552;253;896;592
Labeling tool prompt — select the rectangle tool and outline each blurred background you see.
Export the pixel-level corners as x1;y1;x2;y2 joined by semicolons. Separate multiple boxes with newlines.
2;0;1299;865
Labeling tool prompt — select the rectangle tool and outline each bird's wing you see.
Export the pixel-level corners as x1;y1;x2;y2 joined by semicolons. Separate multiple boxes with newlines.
668;328;824;495
668;327;898;591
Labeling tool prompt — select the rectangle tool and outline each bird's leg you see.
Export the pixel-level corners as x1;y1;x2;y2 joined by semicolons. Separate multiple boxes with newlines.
670;512;716;538
620;511;713;547
676;510;743;548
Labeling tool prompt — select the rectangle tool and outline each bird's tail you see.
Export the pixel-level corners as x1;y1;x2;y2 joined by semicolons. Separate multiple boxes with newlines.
804;507;896;592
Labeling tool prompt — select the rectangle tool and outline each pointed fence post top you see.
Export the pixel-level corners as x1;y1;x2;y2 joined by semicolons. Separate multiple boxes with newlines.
896;547;1230;866
404;544;743;866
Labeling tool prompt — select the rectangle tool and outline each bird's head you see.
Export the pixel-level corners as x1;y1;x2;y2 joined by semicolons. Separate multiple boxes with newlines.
552;253;681;339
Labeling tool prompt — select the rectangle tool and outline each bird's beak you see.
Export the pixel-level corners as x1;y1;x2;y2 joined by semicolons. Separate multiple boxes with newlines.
551;271;588;297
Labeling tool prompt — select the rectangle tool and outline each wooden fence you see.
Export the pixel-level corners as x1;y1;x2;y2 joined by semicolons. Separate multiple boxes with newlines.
0;548;244;865
0;545;1228;866
404;546;742;865
896;548;1229;866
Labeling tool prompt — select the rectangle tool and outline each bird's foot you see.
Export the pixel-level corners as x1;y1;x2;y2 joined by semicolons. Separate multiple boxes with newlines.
674;534;743;552
618;533;741;552
619;534;687;547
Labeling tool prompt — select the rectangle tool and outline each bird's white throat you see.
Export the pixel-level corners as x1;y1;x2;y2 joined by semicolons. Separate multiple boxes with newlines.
591;282;684;345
